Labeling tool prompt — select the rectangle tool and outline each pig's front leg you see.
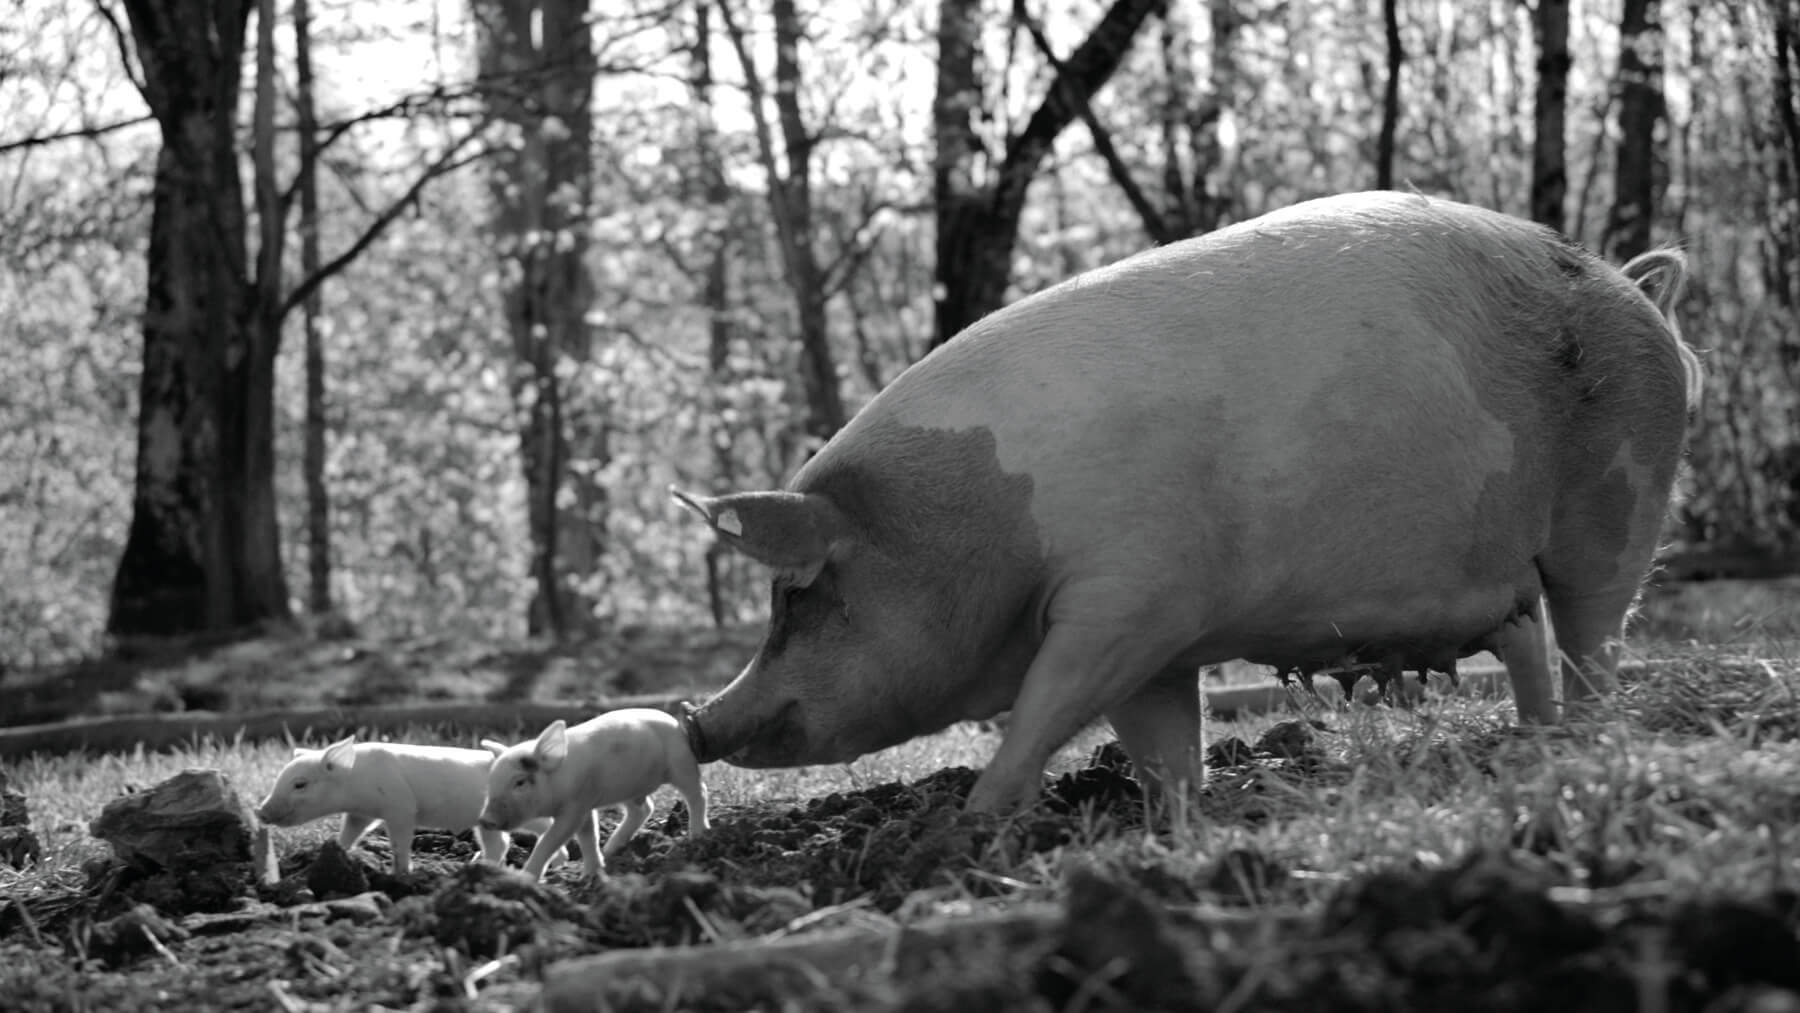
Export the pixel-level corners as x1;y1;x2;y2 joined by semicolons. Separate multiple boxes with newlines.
573;809;603;878
474;826;511;866
522;809;594;882
338;814;378;851
600;797;652;860
669;751;710;835
969;620;1175;815
386;815;418;875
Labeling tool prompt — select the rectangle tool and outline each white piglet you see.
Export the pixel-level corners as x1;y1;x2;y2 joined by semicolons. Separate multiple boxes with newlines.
257;737;553;875
479;708;710;882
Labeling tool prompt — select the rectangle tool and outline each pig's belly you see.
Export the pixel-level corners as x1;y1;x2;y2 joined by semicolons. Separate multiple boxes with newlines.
1207;577;1541;672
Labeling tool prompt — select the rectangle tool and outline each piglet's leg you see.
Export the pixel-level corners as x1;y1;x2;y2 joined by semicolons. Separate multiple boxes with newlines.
338;814;377;851
474;827;510;866
386;816;418;876
601;798;652;860
573;810;604;879
522;811;588;882
669;747;710;835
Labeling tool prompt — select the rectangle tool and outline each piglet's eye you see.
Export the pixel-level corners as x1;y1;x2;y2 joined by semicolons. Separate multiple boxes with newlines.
514;775;530;788
293;780;308;790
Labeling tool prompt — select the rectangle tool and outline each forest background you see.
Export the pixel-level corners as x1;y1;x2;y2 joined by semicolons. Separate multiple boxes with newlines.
2;0;1797;672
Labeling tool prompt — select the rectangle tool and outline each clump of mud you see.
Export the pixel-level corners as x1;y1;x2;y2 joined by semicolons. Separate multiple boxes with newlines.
888;851;1800;1013
612;754;1149;913
398;862;591;959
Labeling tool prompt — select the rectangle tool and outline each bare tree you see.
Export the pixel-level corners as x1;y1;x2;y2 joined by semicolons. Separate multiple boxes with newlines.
1601;0;1666;261
1375;0;1403;189
931;0;1163;348
693;0;738;627
475;0;604;638
1772;0;1800;309
715;0;846;444
294;0;330;617
103;0;487;642
108;0;286;639
1530;0;1570;230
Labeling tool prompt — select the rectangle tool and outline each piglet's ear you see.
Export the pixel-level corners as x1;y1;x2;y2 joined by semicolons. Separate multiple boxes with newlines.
669;487;849;588
480;739;508;758
533;720;569;771
321;736;357;772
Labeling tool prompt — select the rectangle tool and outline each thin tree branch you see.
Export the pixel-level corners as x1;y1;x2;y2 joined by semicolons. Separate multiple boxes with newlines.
820;194;891;299
0;115;156;156
279;125;493;319
714;0;799;280
93;0;146;95
996;0;1164;221
1016;0;1170;243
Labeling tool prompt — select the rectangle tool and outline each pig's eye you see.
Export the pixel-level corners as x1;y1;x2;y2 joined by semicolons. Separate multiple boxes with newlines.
514;775;530;789
293;779;308;791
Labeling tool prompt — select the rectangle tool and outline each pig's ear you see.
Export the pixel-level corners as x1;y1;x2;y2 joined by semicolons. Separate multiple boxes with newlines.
533;721;569;770
669;487;847;587
480;739;508;758
321;737;357;771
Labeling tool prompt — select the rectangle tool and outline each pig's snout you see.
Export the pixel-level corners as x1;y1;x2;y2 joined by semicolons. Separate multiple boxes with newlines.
692;696;810;768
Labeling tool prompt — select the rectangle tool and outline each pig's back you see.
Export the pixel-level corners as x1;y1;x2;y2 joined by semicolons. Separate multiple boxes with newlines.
375;745;494;831
799;192;1688;636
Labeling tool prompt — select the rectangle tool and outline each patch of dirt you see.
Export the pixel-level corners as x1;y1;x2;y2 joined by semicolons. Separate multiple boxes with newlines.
5;749;1800;1012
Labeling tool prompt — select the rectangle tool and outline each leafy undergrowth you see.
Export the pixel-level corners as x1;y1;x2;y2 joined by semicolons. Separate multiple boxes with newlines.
4;647;1800;1011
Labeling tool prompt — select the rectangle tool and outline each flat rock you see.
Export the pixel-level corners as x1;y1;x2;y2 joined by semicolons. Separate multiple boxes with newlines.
88;768;256;869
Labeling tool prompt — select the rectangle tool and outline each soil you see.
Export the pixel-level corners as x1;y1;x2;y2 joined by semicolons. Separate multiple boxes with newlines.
5;737;1798;1012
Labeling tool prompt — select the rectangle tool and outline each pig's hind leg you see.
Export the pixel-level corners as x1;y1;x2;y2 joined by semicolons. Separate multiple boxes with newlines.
337;814;378;851
385;815;418;875
1104;663;1205;818
601;797;652;859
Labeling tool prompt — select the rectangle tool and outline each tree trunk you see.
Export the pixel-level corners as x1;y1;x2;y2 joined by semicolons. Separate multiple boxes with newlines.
694;0;735;628
770;0;842;444
110;0;292;639
1529;0;1570;230
294;0;331;615
715;0;845;445
931;0;1163;349
1601;0;1666;262
1772;0;1800;310
1375;0;1402;189
476;0;602;638
1152;2;1228;238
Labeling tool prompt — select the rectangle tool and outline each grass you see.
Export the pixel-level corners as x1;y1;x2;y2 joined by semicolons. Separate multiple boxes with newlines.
8;638;1800;918
4;576;1797;935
